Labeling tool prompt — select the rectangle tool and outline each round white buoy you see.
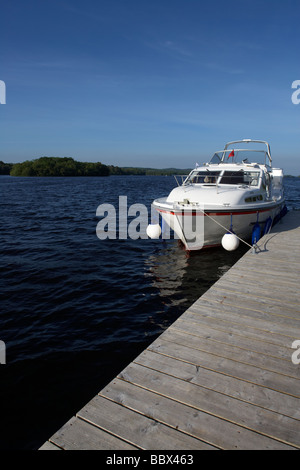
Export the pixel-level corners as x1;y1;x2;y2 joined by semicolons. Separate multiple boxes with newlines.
221;233;240;251
146;224;162;239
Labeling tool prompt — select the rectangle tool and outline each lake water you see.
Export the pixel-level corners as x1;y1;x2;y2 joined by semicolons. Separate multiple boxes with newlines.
0;174;299;449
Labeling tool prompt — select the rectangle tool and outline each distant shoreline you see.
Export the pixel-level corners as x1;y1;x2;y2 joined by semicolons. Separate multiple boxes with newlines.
0;157;191;177
0;157;298;177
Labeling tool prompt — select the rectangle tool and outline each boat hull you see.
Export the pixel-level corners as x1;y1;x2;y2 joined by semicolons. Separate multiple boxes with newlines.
155;201;286;250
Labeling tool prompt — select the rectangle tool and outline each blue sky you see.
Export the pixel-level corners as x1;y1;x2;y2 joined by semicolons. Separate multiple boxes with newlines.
1;0;300;174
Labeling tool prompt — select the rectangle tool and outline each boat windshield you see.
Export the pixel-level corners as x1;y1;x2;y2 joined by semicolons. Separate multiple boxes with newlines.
210;149;268;165
185;170;221;184
220;170;260;186
184;169;261;186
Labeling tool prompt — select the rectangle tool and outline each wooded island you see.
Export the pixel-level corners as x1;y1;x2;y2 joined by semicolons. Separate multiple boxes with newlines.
0;156;191;176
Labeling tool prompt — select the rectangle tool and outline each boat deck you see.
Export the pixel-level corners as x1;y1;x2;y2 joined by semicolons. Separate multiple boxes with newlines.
40;210;300;450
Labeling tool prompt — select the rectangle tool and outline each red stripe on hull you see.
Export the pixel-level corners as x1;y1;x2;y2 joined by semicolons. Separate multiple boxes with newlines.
157;208;273;216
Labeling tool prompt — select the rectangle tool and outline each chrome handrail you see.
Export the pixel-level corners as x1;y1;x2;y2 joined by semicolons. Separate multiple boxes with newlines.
174;175;190;186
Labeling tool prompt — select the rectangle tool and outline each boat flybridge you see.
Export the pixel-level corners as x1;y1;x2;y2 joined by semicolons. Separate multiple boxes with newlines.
149;139;287;251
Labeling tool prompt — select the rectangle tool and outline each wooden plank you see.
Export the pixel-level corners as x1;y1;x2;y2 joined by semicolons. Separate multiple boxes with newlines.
158;327;299;378
222;270;300;292
76;395;213;450
200;290;300;320
222;265;300;287
115;361;300;448
222;262;300;281
211;274;300;298
147;338;300;396
170;319;292;361
232;259;300;273
215;278;300;302
39;441;62;450
135;349;300;420
48;416;138;450
189;300;300;338
185;305;299;345
100;377;294;450
250;252;300;263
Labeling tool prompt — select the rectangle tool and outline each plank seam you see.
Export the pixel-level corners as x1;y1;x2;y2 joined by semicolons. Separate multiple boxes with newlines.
116;373;300;449
146;345;300;399
134;352;300;420
168;325;295;364
210;286;300;308
198;296;300;320
188;306;300;339
97;389;221;450
172;319;294;354
156;336;300;381
47;440;64;450
221;272;300;288
75;414;143;450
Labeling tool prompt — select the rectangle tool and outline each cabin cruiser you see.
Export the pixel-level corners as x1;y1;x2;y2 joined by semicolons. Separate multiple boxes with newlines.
151;139;287;250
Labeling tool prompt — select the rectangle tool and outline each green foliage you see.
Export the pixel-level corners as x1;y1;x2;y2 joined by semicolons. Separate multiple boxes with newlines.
6;156;191;177
0;161;13;175
108;165;191;176
10;157;110;177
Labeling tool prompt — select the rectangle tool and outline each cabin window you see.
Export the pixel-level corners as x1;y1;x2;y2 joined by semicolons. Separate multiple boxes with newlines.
220;171;244;184
243;171;260;186
188;171;221;184
220;170;260;186
245;195;263;203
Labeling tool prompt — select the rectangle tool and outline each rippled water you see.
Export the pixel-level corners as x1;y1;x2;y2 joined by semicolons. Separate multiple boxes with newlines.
0;174;299;449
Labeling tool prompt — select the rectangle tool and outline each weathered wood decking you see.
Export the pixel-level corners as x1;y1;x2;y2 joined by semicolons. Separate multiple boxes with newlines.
40;210;300;450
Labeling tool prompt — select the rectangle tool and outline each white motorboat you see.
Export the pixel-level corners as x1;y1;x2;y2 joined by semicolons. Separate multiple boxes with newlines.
151;139;287;251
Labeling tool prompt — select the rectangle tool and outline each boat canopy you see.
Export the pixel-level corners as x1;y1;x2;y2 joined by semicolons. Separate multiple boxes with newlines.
210;139;272;167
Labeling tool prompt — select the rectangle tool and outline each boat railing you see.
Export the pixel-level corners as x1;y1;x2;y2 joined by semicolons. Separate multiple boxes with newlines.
223;139;272;166
174;175;190;186
217;148;271;167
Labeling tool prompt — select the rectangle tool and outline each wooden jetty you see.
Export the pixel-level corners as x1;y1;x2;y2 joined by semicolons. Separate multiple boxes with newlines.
40;210;300;450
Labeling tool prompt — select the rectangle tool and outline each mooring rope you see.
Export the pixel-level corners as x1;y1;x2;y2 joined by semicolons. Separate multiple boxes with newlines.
199;208;255;250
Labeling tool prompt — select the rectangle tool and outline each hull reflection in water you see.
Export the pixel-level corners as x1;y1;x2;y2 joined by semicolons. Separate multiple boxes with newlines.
144;239;248;328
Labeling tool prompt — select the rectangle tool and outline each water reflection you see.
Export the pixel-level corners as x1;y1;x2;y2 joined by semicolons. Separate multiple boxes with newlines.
145;238;248;314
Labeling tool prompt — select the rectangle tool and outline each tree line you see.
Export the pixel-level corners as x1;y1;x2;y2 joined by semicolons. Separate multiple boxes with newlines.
0;157;191;176
7;157;110;177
